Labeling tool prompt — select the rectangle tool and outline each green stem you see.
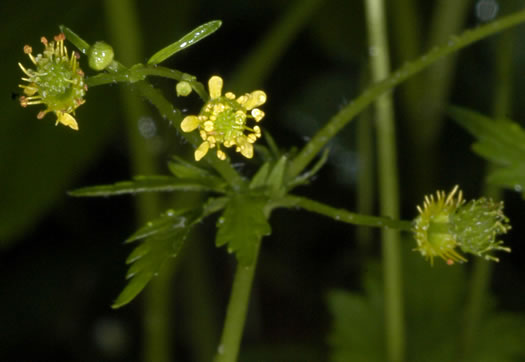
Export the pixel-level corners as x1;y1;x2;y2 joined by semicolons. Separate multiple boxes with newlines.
286;8;525;180
214;239;262;362
277;195;412;230
87;65;208;101
364;1;404;361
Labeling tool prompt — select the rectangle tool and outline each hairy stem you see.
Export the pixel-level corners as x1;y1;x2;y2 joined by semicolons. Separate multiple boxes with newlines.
277;195;412;230
364;1;404;361
287;8;525;180
214;240;262;362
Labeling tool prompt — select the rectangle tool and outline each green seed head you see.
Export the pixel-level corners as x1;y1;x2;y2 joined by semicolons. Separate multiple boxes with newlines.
450;198;511;261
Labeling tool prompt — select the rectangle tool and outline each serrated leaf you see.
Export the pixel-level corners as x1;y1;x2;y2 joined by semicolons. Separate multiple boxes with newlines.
147;20;222;65
487;165;525;194
266;156;287;196
69;175;225;197
126;208;188;243
216;194;271;266
168;156;225;186
326;265;385;362
449;106;525;194
112;208;201;308
249;162;271;189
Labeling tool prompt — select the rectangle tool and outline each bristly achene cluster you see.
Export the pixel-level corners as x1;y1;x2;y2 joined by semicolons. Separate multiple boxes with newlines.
18;33;87;130
180;75;267;161
413;185;511;265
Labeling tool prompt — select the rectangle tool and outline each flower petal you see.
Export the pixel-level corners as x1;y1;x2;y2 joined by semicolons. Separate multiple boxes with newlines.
181;115;200;132
208;76;223;99
56;111;79;130
195;141;210;161
243;90;267;110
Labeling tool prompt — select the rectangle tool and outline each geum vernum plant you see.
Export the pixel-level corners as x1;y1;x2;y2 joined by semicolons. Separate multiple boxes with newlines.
17;10;525;360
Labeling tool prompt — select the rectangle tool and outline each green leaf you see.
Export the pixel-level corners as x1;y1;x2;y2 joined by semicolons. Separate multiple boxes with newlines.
449;106;525;193
472;313;525;362
112;208;201;308
60;25;91;55
326;264;385;362
266;156;288;196
216;194;271;266
168;156;224;185
69;174;225;197
249;162;271;189
328;242;465;362
147;20;222;65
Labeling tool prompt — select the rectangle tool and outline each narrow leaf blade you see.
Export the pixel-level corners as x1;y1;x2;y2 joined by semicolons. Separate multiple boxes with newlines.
147;20;222;65
60;25;91;54
69;175;224;197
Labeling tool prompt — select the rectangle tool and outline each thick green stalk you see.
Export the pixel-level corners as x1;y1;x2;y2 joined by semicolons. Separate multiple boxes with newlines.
287;8;525;181
214;239;262;362
364;1;404;361
103;2;172;362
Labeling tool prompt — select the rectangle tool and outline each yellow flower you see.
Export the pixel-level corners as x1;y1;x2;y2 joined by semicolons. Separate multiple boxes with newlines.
413;185;467;266
180;75;267;161
18;33;87;130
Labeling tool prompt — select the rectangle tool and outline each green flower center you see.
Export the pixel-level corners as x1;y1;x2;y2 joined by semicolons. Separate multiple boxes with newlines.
38;61;74;101
203;98;247;142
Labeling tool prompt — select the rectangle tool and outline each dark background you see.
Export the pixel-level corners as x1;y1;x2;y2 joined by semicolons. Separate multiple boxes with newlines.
1;0;525;361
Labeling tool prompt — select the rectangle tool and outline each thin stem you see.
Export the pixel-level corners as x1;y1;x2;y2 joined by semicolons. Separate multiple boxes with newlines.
286;8;525;180
87;65;208;101
214;239;262;362
277;195;412;231
364;1;404;362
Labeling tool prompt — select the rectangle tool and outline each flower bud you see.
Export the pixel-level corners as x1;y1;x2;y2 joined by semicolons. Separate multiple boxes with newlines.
88;41;114;71
176;81;192;97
